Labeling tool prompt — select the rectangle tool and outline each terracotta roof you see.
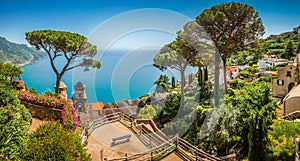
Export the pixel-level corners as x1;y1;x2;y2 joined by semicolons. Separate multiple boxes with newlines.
89;102;104;111
226;66;238;72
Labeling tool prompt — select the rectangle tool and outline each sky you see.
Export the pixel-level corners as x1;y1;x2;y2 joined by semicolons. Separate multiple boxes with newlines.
0;0;299;50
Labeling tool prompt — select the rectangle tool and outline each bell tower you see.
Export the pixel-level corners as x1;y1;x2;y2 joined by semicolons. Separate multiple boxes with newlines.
73;81;87;113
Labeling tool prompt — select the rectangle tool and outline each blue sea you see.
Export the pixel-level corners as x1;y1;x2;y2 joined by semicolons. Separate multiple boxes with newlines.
21;50;186;104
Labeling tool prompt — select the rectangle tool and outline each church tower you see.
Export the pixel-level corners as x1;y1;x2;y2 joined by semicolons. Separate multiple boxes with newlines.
73;81;87;113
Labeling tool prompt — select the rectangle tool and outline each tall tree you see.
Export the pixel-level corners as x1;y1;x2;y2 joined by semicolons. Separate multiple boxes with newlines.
153;36;198;107
190;58;205;85
171;76;176;88
196;2;264;92
25;30;101;94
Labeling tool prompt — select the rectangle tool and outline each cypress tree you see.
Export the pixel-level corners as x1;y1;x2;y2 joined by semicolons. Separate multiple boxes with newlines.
171;77;176;88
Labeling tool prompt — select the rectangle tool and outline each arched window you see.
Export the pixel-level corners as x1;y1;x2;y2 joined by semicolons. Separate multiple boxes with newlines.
77;103;83;112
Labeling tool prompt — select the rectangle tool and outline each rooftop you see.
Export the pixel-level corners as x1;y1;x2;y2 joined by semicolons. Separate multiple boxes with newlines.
74;81;85;89
286;84;300;99
89;102;105;111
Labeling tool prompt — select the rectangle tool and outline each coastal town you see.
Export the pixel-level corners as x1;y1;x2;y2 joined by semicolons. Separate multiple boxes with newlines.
1;1;300;161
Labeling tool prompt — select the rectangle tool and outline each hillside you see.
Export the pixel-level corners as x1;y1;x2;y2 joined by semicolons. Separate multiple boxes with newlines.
264;31;300;56
232;30;300;65
0;36;45;66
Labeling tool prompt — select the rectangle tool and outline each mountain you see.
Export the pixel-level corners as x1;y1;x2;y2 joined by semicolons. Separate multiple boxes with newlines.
0;36;45;66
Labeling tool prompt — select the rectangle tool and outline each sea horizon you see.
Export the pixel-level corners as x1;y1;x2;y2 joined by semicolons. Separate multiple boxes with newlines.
20;49;184;104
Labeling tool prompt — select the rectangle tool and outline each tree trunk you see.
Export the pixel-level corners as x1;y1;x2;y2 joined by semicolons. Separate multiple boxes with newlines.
198;66;202;85
214;51;220;107
180;68;186;109
204;66;208;81
55;75;62;94
223;58;227;93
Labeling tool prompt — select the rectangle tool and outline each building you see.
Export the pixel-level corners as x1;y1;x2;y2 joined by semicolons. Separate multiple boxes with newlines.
73;81;87;113
257;55;289;71
283;85;300;115
272;64;299;98
226;66;239;81
294;26;300;35
283;84;300;115
56;81;67;99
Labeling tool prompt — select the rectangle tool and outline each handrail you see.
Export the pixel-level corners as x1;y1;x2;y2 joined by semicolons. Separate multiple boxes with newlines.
87;111;222;161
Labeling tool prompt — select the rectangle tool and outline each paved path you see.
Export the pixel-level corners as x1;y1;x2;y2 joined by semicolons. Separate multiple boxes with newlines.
87;121;149;160
162;152;184;161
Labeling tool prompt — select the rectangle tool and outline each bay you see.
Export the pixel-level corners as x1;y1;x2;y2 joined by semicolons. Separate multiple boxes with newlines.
21;50;180;104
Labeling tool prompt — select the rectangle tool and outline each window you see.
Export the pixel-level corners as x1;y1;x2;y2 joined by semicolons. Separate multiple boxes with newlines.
277;80;284;86
286;71;291;77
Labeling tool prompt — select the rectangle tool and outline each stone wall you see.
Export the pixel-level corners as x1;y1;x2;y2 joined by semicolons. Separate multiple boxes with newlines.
22;102;62;121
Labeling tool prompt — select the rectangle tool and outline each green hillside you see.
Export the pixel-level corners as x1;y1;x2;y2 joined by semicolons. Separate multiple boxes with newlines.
0;36;45;65
232;31;300;65
264;31;300;56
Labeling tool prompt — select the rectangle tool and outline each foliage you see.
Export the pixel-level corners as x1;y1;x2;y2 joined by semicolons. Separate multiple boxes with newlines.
21;122;91;161
229;79;246;90
19;91;65;110
0;36;45;65
257;75;272;83
157;92;181;124
25;30;101;93
261;32;300;57
0;76;17;107
196;1;264;91
266;120;300;161
0;104;31;160
281;41;295;60
171;76;176;88
27;88;36;95
154;75;171;93
208;81;277;160
239;70;250;79
0;77;31;160
153;21;212;106
0;62;23;81
153;39;190;104
18;91;80;128
297;43;300;54
43;89;60;98
137;105;157;120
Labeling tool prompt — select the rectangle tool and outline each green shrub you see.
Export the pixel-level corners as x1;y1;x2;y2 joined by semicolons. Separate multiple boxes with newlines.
21;122;90;161
240;70;250;79
138;104;157;119
0;76;31;160
266;120;300;161
43;89;60;98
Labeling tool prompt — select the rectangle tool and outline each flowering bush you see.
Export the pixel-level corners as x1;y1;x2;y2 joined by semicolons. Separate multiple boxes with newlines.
18;91;80;128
